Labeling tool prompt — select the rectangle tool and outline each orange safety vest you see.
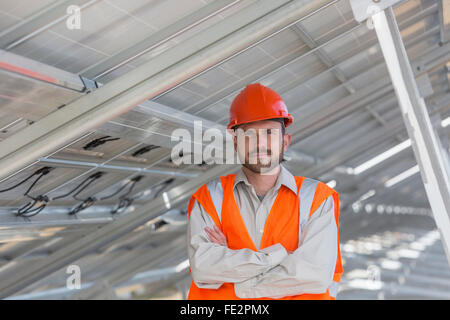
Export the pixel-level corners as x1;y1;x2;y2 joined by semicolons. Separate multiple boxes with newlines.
187;173;342;300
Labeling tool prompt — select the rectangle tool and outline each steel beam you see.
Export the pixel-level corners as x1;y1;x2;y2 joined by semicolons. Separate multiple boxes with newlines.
69;236;187;299
80;0;241;80
338;95;450;213
0;0;333;181
0;21;444;270
18;228;185;294
0;0;98;50
145;269;191;299
304;93;450;179
439;0;450;44
177;0;435;117
213;3;439;124
354;5;450;266
0;0;446;298
0;49;86;92
2;34;446;282
184;23;361;115
6;254;189;300
291;22;356;94
288;40;450;139
38;158;199;178
0;161;236;297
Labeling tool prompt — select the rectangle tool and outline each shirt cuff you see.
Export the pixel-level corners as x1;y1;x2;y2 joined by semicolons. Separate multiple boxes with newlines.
234;277;258;299
234;244;287;299
259;243;288;267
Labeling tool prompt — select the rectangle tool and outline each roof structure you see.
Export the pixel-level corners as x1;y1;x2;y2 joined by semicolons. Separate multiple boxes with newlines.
0;0;448;299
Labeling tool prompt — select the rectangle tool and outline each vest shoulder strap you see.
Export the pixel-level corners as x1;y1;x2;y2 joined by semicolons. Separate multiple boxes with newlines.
296;176;342;285
297;177;320;231
188;184;222;228
206;179;224;222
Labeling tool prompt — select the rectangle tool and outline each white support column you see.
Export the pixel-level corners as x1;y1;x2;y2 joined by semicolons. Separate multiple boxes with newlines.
368;6;450;266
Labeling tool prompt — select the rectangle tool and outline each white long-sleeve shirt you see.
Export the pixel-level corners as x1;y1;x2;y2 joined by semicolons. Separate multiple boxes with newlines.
187;165;338;298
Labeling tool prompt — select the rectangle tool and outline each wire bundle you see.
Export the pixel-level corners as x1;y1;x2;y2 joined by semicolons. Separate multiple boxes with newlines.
0;167;54;217
99;175;143;214
52;172;105;215
0;166;172;217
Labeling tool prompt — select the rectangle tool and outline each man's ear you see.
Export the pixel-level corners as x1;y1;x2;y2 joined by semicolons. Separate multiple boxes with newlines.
227;128;237;151
226;127;235;136
283;133;292;152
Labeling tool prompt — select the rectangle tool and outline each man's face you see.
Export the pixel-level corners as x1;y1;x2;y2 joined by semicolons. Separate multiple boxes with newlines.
233;120;291;174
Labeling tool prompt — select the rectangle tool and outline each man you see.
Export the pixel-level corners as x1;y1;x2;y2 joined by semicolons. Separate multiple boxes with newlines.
186;83;342;300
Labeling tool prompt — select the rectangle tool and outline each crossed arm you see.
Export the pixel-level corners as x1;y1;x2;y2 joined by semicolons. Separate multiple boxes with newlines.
187;196;338;298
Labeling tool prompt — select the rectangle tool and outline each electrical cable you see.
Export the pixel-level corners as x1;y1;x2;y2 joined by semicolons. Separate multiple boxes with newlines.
131;145;160;157
103;175;144;214
52;171;105;215
152;178;175;198
83;136;120;150
0;167;54;217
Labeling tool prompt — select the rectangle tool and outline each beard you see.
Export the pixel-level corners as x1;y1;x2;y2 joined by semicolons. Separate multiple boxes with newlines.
242;146;284;175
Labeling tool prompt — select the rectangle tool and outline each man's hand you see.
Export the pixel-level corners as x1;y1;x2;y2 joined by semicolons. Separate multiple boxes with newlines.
205;225;293;253
205;226;227;246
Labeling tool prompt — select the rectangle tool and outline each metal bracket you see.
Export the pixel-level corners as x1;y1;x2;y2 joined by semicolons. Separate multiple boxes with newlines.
79;75;99;93
349;0;402;22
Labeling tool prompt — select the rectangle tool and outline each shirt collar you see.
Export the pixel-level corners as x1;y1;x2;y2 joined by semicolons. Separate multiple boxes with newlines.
233;165;298;195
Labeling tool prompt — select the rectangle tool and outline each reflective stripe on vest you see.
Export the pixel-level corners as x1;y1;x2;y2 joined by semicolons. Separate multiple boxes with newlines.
207;177;317;229
206;180;223;222
329;280;340;299
298;177;320;232
298;178;340;298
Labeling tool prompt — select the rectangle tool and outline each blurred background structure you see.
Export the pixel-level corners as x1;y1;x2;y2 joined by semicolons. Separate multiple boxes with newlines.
0;0;449;299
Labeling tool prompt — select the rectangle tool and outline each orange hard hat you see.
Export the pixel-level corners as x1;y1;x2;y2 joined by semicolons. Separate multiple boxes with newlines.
227;83;293;130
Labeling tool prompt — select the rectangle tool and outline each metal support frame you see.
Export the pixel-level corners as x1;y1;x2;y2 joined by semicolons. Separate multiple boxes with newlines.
18;228;185;293
213;1;438;124
69;234;187;299
0;0;98;50
291;22;356;94
80;0;241;80
0;49;86;92
1;45;446;298
0;7;444;226
291;15;413;148
301;92;450;180
6;250;189;299
38;157;199;178
0;0;446;298
288;41;450;141
438;0;450;44
351;3;450;266
430;112;450;180
0;162;235;297
340;136;448;215
1;29;448;294
0;0;332;181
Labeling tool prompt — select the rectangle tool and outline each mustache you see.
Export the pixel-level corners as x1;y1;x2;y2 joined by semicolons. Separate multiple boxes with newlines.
248;150;272;156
